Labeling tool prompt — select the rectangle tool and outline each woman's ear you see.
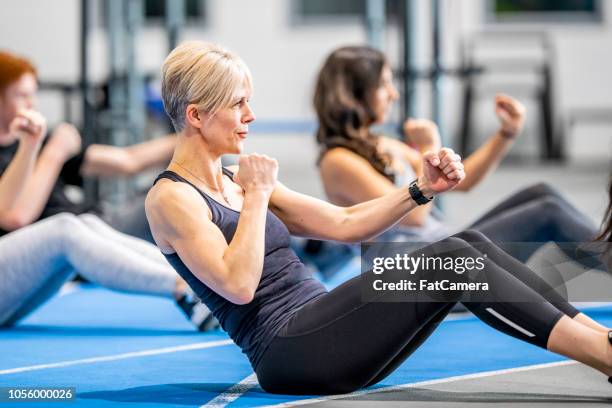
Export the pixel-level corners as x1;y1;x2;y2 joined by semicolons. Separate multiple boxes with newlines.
185;104;202;129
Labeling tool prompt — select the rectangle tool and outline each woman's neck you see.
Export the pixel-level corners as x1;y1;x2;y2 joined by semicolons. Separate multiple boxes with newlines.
169;131;225;190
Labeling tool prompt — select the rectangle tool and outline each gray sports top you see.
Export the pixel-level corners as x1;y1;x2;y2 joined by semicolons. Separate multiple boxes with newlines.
154;169;327;369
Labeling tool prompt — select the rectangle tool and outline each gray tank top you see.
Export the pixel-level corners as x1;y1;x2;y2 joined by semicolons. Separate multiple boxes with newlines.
154;170;327;369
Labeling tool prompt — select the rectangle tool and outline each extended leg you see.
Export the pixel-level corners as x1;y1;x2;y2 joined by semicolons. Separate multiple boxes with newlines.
256;237;586;395
0;214;177;326
469;196;598;266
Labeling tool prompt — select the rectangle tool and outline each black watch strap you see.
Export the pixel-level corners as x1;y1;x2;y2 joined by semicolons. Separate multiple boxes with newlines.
409;179;433;205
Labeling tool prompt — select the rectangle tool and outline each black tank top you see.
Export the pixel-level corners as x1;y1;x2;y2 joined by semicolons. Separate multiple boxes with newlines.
154;170;327;369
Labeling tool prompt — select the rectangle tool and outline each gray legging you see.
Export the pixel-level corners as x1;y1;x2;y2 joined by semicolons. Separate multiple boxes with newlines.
0;213;177;326
469;182;599;266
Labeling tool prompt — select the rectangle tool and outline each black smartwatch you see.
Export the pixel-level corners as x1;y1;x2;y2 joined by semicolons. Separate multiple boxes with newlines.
409;179;433;205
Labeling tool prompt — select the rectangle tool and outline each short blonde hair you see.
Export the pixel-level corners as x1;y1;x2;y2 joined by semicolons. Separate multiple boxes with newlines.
161;41;252;131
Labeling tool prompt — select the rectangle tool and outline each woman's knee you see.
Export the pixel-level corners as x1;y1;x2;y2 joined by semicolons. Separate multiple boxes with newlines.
43;213;87;248
523;182;562;201
36;213;82;236
441;236;483;258
77;213;107;228
537;196;567;222
454;229;491;244
46;212;80;226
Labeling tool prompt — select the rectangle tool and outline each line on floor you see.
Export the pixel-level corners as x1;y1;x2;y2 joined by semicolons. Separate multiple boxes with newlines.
202;373;259;408
0;339;234;375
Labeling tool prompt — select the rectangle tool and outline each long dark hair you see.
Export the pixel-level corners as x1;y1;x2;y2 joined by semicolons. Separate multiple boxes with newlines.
314;46;395;182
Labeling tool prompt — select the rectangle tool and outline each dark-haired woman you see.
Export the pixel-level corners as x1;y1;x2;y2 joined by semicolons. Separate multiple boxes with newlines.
315;46;599;267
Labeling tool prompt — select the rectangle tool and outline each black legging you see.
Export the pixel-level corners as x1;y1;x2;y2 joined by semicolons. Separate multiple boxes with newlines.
256;230;580;395
469;183;598;265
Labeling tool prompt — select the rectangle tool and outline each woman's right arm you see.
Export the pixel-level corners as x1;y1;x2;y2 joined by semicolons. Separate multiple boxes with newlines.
0;110;46;227
145;154;278;305
319;146;433;228
3;121;82;229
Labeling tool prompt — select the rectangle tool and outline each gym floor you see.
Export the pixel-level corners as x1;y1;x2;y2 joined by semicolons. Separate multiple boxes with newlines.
2;287;612;407
1;159;610;407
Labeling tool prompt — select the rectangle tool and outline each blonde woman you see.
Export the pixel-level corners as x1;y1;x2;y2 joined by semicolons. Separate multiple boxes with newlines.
146;41;612;395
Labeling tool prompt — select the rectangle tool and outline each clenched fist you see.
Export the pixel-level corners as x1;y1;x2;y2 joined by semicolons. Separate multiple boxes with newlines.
495;94;526;139
9;109;47;146
403;118;441;152
420;147;465;196
233;154;278;196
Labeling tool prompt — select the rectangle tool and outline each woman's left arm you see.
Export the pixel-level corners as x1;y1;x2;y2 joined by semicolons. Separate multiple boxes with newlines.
81;134;177;177
268;148;464;243
457;94;525;192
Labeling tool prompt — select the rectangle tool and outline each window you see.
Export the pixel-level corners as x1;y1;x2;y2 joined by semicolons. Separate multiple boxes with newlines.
295;0;366;18
292;0;402;23
488;0;602;23
144;0;205;22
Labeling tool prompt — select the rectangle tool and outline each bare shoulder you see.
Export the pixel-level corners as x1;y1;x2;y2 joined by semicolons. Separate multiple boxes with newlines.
319;146;373;174
145;179;212;231
146;179;213;251
320;147;359;168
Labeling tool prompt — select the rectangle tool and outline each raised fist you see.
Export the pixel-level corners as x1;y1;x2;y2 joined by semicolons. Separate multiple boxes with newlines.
233;154;278;196
9;109;47;146
403;118;441;152
495;94;526;138
420;147;465;196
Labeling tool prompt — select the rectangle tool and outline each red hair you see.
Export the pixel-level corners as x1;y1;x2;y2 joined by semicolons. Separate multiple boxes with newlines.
0;51;37;94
